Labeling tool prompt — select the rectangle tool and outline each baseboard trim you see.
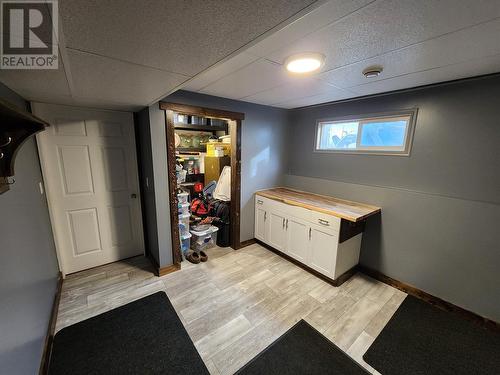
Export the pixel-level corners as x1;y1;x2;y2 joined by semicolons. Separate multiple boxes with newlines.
158;263;181;276
256;239;354;287
148;255;181;277
238;238;256;249
39;272;63;375
358;265;499;331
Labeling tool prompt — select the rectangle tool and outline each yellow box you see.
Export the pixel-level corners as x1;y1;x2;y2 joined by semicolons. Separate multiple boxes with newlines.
206;142;231;157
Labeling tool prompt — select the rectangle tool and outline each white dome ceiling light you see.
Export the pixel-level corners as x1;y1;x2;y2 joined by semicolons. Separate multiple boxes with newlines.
284;53;325;74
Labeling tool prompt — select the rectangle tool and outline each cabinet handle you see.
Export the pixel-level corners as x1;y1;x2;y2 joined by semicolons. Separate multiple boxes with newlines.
286;219;288;230
318;219;330;226
264;212;267;221
257;199;263;205
309;227;312;240
282;217;285;229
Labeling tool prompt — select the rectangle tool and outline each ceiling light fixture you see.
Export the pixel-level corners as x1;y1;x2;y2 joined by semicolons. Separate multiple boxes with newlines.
363;66;383;78
285;53;325;74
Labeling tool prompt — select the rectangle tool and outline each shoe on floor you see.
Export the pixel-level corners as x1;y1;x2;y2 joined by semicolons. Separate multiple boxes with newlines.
186;250;200;264
199;250;208;262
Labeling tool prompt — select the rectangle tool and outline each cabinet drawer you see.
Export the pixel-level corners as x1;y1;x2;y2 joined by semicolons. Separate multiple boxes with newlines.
309;211;340;232
255;195;271;209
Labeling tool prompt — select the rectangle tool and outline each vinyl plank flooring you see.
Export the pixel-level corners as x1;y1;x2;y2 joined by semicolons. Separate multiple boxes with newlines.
347;331;377;374
195;314;252;358
324;296;385;350
57;245;405;374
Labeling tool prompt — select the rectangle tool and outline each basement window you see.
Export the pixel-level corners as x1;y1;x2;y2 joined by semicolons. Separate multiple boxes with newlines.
315;110;417;156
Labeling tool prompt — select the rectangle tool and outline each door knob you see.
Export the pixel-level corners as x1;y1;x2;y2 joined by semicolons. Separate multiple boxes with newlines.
131;193;137;199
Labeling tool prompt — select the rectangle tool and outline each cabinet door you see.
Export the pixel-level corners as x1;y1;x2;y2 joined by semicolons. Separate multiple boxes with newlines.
255;206;267;242
286;217;310;263
308;224;338;278
268;211;287;252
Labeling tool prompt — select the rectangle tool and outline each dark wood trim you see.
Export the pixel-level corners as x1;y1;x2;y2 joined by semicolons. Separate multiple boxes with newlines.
165;109;183;265
160;102;245;120
238;238;257;249
157;263;181;277
148;254;181;277
256;239;355;287
358;265;500;331
161;103;243;262
39;272;63;375
229;119;241;250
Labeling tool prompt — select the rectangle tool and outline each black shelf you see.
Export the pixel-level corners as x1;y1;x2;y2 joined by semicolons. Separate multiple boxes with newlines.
174;123;228;132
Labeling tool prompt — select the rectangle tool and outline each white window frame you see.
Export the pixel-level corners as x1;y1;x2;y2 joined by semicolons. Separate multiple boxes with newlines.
314;109;418;156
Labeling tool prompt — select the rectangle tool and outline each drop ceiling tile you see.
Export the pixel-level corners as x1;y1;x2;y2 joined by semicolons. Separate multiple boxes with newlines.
274;87;355;108
245;0;373;58
267;0;500;72
67;49;188;106
242;78;340;106
349;54;500;96
200;59;294;99
0;49;71;100
59;0;316;76
319;18;500;88
182;52;259;91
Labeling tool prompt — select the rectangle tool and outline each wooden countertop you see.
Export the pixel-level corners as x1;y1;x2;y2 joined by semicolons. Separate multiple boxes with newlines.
256;187;381;222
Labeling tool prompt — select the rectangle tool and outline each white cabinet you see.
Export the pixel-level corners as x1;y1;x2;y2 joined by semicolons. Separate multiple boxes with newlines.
268;211;287;252
308;224;338;278
286;217;310;263
254;193;361;283
254;199;267;242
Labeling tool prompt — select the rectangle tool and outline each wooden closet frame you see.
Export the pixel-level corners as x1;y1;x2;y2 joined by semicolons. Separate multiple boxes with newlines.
159;102;244;266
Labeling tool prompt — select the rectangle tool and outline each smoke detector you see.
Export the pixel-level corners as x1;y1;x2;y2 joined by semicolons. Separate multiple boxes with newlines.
362;66;383;78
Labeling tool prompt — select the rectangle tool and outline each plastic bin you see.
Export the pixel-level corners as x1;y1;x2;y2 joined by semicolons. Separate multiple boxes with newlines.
190;226;219;251
178;213;190;236
177;192;189;204
177;169;187;184
180;233;191;254
178;202;190;215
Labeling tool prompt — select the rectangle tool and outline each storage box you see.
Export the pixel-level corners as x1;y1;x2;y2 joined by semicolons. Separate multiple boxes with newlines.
180;233;191;254
178;213;190;236
177;191;189;204
206;142;231;157
190;226;219;251
178;202;190;215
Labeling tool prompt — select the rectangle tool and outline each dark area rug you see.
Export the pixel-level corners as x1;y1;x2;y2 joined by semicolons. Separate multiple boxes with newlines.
236;319;369;374
363;295;500;375
49;292;209;375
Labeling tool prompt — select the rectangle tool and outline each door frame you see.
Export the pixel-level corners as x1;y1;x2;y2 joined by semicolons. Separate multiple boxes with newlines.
33;102;145;277
159;102;244;266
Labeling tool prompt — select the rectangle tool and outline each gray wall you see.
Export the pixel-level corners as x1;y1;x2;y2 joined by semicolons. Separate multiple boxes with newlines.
140;91;290;266
0;84;59;374
286;75;500;321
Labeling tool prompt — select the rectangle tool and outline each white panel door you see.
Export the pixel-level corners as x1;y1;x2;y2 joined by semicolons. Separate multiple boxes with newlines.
286;217;310;263
268;210;287;252
308;224;338;278
33;103;144;274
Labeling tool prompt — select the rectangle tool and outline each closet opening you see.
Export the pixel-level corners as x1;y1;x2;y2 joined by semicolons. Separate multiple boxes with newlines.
160;102;244;267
